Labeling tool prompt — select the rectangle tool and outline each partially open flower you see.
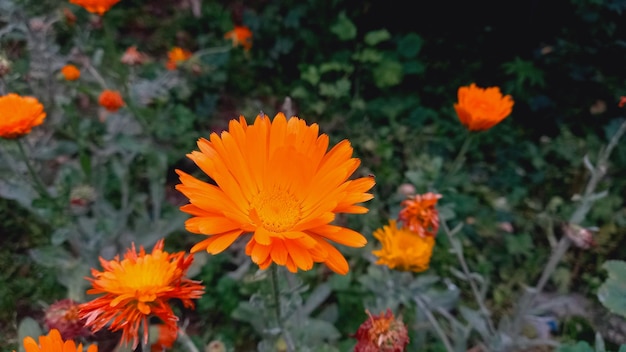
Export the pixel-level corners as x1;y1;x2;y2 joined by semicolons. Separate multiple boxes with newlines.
398;192;442;238
353;309;409;352
454;83;514;131
22;328;98;352
224;25;253;51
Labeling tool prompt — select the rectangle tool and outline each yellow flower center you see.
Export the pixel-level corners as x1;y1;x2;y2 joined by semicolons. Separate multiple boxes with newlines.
111;252;176;304
251;188;302;232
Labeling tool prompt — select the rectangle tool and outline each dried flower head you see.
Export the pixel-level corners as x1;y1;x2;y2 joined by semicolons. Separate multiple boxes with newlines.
353;309;409;352
398;192;442;238
563;223;597;250
224;25;253;51
62;7;77;25
165;47;192;70
44;299;90;341
69;0;121;15
79;239;205;349
454;83;514;131
61;64;80;81
22;328;98;352
0;93;46;139
98;89;124;112
372;219;435;272
121;46;148;66
176;113;375;274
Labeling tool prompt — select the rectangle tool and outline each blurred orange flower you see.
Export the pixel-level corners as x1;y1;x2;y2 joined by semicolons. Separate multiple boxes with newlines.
98;89;124;112
398;192;441;238
176;113;375;274
150;324;177;351
454;83;514;131
22;328;98;352
69;0;121;15
61;64;80;81
165;47;192;70
372;220;435;272
79;239;205;349
353;309;409;352
224;25;253;51
121;46;148;66
0;93;46;139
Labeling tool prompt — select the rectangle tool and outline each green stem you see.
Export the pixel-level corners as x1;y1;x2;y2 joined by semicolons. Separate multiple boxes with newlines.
448;131;474;175
15;138;50;199
415;294;455;352
270;265;295;352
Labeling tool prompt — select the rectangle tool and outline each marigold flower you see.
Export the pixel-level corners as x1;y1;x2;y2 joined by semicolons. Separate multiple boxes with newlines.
353;309;409;352
98;89;124;112
79;239;205;349
121;46;148;66
61;64;80;81
165;47;192;70
224;25;253;51
22;328;98;352
176;113;375;274
0;93;46;139
69;0;121;15
454;83;514;131
398;192;442;238
372;220;435;272
44;299;90;341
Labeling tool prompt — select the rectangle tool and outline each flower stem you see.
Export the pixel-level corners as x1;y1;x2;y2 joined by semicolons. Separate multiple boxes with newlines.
270;265;295;352
415;294;454;352
15;138;50;199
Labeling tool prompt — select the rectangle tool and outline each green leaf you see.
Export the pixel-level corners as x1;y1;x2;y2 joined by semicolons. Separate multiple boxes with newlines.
598;260;626;318
373;60;404;88
17;317;42;352
330;12;357;40
556;341;594;352
397;33;424;58
364;29;391;45
352;48;384;63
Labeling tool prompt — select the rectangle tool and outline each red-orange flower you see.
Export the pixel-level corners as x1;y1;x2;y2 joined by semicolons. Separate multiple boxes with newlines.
150;324;177;351
454;83;514;131
98;89;124;112
22;328;98;352
224;25;253;51
121;46;148;66
69;0;121;15
79;239;205;349
398;192;441;238
176;113;375;274
353;309;409;352
61;64;80;81
0;93;46;139
165;47;192;70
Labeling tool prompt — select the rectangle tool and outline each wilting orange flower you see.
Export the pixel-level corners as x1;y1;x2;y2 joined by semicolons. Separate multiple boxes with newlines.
372;220;435;272
0;93;46;139
98;89;124;112
79;239;205;349
69;0;121;15
121;46;148;66
353;309;409;352
454;83;514;131
165;47;192;70
176;113;375;274
44;299;90;341
61;64;80;81
398;192;441;238
224;25;253;51
22;328;98;352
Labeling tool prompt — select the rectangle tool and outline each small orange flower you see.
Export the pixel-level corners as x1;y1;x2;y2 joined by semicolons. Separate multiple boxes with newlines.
176;113;375;274
61;64;80;81
454;83;514;131
618;96;626;108
69;0;121;15
0;93;46;139
150;324;177;351
224;25;253;51
22;328;98;352
353;309;409;352
98;89;124;112
165;47;192;70
79;239;205;349
372;220;435;272
121;46;148;66
398;192;441;238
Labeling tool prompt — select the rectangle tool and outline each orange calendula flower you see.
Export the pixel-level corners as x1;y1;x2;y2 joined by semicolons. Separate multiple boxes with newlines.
224;25;253;51
61;64;80;81
372;220;435;272
69;0;121;15
454;83;514;131
353;309;409;352
98;89;124;112
0;93;46;139
165;47;192;70
398;192;441;238
22;328;98;352
79;239;205;349
176;113;375;275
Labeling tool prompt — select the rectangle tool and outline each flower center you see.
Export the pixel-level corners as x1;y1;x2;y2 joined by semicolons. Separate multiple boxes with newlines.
251;188;302;232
